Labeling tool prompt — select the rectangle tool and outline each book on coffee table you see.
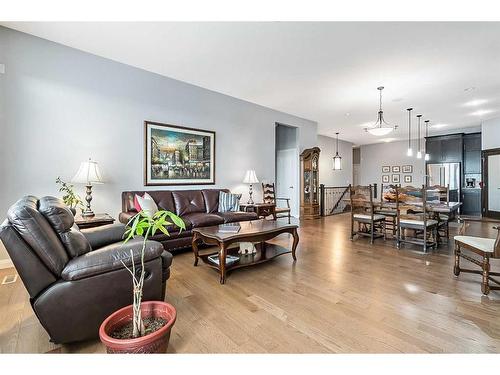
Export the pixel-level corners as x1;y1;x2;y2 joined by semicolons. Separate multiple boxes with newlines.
218;223;241;233
207;254;240;266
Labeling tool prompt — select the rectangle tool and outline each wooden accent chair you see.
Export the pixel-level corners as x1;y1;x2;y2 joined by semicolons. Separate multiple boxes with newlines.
396;185;438;252
454;217;500;295
262;182;291;223
375;183;399;237
427;184;450;242
349;184;386;244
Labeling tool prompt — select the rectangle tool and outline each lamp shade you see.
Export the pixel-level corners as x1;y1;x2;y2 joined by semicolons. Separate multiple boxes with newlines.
72;159;104;185
243;170;259;184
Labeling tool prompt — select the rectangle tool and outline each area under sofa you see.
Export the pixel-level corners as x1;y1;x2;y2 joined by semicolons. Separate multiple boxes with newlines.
119;189;258;252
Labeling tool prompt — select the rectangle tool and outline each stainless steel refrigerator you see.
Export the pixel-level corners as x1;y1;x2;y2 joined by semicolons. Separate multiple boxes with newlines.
426;162;461;202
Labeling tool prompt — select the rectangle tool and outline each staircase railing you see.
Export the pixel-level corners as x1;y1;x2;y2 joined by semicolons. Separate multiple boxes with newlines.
319;185;350;216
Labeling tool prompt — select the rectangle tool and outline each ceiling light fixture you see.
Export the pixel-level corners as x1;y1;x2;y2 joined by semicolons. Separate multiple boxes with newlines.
464;99;488;107
406;108;413;156
470;109;493;117
424;120;430;161
432;123;448;129
365;86;398;136
416;114;423;159
333;132;342;171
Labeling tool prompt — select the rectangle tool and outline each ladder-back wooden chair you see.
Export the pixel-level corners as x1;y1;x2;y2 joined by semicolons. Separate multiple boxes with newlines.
396;185;438;252
375;183;399;237
262;182;291;223
454;217;500;295
427;184;450;242
349;184;386;244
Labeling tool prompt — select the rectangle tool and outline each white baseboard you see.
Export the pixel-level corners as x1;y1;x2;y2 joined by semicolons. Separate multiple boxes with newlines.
0;259;14;270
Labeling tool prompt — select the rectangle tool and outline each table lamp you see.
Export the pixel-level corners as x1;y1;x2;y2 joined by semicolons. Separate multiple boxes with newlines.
243;170;259;204
72;158;104;217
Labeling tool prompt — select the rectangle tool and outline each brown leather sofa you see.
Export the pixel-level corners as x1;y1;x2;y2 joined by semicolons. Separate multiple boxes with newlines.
0;196;173;344
119;189;258;252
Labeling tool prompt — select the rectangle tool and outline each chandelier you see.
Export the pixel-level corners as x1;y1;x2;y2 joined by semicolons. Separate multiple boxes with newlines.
365;86;398;136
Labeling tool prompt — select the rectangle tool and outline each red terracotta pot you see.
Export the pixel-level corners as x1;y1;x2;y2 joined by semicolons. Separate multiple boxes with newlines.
99;301;176;354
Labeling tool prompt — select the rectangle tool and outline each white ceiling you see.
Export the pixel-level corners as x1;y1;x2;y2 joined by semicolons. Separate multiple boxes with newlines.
4;22;500;145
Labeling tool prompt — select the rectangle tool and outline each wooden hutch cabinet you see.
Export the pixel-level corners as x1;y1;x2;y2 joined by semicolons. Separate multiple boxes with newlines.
300;147;321;219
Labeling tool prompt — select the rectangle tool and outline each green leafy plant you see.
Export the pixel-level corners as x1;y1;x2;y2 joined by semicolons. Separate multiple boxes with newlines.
122;210;186;338
56;177;84;210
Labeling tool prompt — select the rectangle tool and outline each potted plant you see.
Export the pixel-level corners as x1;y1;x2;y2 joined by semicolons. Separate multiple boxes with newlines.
56;177;84;215
99;210;186;353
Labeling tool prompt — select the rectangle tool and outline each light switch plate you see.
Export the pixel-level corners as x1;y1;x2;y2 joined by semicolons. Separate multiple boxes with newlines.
0;64;5;74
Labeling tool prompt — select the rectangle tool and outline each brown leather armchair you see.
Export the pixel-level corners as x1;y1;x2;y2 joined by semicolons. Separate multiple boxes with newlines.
0;196;173;344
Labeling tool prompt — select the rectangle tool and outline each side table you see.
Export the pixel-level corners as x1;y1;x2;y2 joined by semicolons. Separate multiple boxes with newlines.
74;213;115;229
240;203;276;220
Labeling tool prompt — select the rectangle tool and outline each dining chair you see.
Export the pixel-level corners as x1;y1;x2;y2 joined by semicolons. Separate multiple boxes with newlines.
396;185;438;252
427;184;450;242
262;182;291;223
375;183;399;237
454;217;500;295
349;184;386;244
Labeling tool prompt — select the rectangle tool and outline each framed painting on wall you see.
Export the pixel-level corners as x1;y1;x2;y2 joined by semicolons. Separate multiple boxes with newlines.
382;175;390;183
144;120;216;186
382;166;390;173
404;175;412;183
392;165;401;173
402;165;413;173
392;174;401;183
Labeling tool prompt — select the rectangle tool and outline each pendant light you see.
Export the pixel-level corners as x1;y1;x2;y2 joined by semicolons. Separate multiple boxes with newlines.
406;108;413;156
424;120;430;161
416;114;423;159
333;132;342;170
365;86;398;136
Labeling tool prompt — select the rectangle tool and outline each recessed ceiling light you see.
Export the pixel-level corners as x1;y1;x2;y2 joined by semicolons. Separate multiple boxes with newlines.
382;138;396;143
464;99;488;107
345;112;351;117
470;109;493;116
464;87;476;92
432;123;448;128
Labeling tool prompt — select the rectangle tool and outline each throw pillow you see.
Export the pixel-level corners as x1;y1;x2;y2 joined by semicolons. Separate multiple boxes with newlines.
134;192;159;217
219;191;242;212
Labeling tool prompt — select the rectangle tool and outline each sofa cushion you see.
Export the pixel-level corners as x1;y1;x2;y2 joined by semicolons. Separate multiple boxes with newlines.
215;211;258;223
172;190;206;216
134;192;159;217
121;191;176;213
218;191;242;212
182;212;225;228
201;189;230;213
7;196;69;275
39;196;92;258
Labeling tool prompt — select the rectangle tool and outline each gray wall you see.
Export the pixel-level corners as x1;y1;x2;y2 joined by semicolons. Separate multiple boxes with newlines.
360;140;426;187
318;135;353;187
0;27;317;262
482;117;500;150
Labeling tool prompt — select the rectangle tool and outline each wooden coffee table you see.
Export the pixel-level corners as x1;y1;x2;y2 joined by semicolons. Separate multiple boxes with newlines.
191;219;299;284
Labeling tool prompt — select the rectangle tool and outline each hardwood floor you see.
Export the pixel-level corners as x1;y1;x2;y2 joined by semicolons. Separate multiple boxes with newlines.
1;213;500;353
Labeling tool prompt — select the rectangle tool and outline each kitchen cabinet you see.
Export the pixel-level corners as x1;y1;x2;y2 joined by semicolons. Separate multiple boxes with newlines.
463;133;482;174
425;134;462;163
462;189;482;216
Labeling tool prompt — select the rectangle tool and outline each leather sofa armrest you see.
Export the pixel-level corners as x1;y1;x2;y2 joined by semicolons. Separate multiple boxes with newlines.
61;238;164;281
81;223;126;249
119;211;137;224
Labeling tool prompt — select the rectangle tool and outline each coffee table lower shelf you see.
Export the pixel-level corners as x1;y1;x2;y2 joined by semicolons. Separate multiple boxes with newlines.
199;243;291;276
